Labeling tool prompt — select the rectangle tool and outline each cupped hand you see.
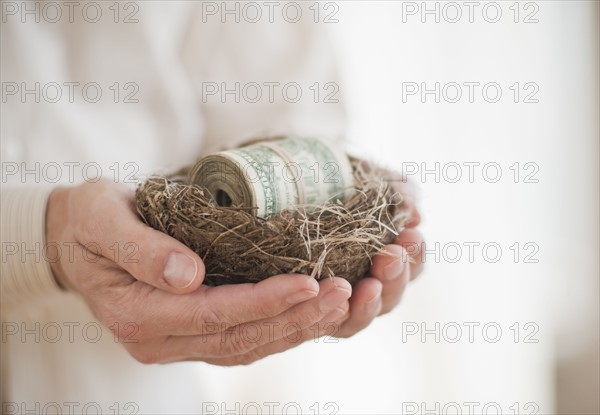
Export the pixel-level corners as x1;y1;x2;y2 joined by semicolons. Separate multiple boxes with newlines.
270;178;424;345
46;180;351;365
335;178;424;337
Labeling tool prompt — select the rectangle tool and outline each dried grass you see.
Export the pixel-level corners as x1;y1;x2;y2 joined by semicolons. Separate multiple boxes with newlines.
135;158;407;285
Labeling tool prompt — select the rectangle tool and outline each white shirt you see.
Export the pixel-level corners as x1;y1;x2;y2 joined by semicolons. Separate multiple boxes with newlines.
1;2;345;411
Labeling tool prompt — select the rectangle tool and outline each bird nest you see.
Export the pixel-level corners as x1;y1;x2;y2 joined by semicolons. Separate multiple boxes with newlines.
135;158;407;285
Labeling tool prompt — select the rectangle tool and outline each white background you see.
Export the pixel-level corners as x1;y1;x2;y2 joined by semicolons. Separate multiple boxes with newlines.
198;2;599;414
1;1;597;413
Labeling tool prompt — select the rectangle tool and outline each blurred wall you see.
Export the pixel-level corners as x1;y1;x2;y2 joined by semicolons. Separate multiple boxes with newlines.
198;1;599;414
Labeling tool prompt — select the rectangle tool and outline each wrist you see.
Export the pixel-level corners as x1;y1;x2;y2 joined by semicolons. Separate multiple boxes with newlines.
46;186;72;291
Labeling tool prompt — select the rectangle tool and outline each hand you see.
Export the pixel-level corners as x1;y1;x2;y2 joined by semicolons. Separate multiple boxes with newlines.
223;177;424;352
335;178;424;337
46;180;351;365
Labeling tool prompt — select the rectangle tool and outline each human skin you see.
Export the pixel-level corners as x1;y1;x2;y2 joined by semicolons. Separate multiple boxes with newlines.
46;179;423;365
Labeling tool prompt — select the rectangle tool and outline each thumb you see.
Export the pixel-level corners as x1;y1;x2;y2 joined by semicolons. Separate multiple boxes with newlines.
79;204;205;294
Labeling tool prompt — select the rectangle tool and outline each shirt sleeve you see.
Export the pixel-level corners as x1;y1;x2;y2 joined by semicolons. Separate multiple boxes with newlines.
1;186;63;310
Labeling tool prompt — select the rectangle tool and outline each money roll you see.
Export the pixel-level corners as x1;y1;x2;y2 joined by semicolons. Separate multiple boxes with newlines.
188;137;354;218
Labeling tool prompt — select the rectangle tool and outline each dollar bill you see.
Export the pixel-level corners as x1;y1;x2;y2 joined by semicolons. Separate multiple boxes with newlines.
188;137;354;218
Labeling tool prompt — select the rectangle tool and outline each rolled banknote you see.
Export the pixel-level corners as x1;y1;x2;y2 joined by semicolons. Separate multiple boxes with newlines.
188;137;354;218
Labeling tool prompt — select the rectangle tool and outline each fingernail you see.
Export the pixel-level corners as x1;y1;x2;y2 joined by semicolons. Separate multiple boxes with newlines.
163;252;198;289
319;286;351;314
383;257;405;281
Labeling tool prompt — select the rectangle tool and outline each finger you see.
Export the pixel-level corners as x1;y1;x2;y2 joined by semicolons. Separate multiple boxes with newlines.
335;277;383;338
394;228;425;280
387;177;421;227
75;181;205;293
370;243;409;282
56;243;138;308
195;301;350;366
370;244;411;315
115;274;320;338
149;277;351;361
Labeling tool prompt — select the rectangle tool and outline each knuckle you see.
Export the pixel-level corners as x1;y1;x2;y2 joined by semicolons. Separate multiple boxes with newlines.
78;215;105;245
94;295;147;342
193;307;229;333
231;349;263;366
112;319;145;342
250;284;278;318
237;351;261;366
213;358;237;367
216;353;259;367
128;347;160;365
333;320;364;339
325;317;346;337
296;302;323;325
336;329;355;339
221;332;254;356
279;309;318;336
